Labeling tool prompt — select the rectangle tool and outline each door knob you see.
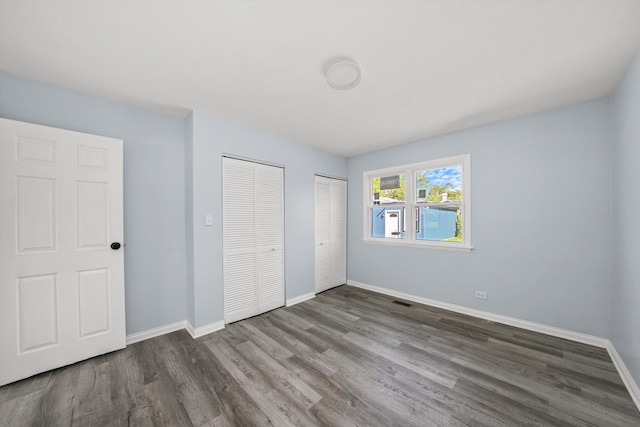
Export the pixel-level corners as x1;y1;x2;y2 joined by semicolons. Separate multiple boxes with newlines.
110;242;121;250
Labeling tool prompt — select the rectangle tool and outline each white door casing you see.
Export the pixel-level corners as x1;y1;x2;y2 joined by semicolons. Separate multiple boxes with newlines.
0;118;125;386
223;157;284;324
314;176;346;293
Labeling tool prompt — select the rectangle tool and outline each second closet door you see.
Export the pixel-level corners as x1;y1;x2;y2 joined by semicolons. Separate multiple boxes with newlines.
315;176;346;293
223;157;284;324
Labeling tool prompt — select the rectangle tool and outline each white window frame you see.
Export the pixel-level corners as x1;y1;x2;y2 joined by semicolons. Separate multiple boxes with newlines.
362;154;472;251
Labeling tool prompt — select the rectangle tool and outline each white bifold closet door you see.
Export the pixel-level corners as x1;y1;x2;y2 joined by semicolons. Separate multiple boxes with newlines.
315;176;346;293
223;157;284;324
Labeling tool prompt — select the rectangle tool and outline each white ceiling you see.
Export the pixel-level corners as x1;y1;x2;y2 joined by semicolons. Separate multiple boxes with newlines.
1;1;640;157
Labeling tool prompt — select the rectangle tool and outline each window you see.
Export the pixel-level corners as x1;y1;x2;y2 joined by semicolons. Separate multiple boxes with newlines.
363;154;471;251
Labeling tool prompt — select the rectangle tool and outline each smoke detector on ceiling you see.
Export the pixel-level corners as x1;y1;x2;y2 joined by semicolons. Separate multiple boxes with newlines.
324;57;361;90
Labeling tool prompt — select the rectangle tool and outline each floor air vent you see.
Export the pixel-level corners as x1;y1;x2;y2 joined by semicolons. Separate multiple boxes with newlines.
392;300;412;307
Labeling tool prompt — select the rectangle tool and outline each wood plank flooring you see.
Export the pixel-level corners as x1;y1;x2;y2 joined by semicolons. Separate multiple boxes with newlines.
1;285;639;426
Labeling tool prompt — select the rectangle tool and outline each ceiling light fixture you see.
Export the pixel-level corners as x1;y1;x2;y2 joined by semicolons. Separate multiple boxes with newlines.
324;57;361;90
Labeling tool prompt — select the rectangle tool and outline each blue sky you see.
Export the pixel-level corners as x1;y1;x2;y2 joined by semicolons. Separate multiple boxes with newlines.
423;166;462;190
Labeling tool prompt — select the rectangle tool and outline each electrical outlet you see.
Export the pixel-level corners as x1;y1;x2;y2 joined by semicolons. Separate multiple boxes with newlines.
475;290;487;300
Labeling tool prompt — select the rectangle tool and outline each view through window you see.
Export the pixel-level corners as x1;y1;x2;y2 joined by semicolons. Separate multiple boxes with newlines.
364;155;471;250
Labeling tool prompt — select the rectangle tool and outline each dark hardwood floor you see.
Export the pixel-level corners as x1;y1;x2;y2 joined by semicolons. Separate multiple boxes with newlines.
1;285;639;426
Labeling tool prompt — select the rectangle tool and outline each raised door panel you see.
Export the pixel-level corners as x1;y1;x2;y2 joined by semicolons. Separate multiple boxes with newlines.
77;268;111;338
77;145;108;170
17;177;56;253
17;274;59;353
16;136;56;165
77;181;108;249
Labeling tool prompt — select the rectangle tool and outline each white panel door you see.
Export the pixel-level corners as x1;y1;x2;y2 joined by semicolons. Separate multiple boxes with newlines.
223;157;284;324
315;176;347;293
0;118;125;386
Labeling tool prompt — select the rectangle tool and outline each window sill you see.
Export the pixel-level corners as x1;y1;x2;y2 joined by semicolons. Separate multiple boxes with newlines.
362;238;473;252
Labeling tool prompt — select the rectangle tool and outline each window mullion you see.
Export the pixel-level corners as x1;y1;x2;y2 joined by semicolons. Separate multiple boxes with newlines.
406;169;415;241
363;173;372;240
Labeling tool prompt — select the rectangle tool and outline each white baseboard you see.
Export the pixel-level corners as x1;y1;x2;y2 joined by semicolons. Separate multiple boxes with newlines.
346;280;608;348
286;291;315;307
346;280;640;412
126;319;225;344
186;320;225;339
126;320;187;345
606;341;640;410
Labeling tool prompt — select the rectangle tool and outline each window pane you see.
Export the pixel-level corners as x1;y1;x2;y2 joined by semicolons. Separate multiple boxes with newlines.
416;166;462;203
371;207;405;239
372;174;406;204
416;206;461;242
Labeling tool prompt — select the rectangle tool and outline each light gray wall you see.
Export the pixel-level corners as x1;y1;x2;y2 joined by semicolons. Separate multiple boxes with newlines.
0;72;187;335
611;51;640;385
347;99;612;337
186;110;347;327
